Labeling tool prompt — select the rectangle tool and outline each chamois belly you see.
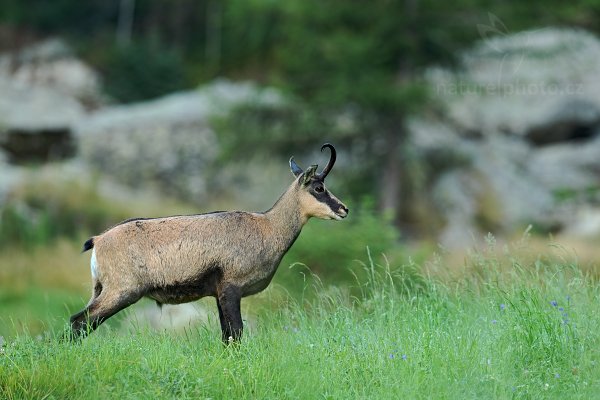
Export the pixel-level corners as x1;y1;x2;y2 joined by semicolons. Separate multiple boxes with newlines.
146;288;205;305
146;267;221;305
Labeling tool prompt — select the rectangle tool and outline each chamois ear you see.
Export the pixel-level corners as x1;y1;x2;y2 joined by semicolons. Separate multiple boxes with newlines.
301;164;318;186
289;157;304;177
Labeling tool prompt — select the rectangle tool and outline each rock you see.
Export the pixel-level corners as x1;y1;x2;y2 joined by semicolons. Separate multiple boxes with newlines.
0;38;103;107
562;206;600;237
529;135;600;191
431;170;481;248
0;81;83;162
429;29;600;139
0;38;103;163
77;80;283;203
0;160;24;207
526;99;600;145
413;28;600;246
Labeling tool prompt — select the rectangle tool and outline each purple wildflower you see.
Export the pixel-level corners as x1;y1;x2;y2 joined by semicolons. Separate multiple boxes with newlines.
558;307;564;312
402;354;407;360
389;353;395;359
555;373;560;379
500;303;506;311
491;319;497;324
550;300;558;307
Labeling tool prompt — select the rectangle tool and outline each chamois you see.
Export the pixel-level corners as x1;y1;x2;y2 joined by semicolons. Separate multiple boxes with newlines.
70;143;348;342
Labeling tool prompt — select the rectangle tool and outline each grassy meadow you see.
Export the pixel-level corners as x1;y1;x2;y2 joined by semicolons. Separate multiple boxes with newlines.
1;177;600;399
1;239;600;399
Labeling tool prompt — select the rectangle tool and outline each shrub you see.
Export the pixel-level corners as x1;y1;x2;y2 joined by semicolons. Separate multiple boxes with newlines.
0;179;131;249
274;200;428;297
102;38;189;103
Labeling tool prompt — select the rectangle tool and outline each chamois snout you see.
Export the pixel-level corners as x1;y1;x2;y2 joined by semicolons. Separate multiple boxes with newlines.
335;204;349;220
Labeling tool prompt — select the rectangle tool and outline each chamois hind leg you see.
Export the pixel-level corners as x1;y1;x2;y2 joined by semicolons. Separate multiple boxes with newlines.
216;286;243;343
69;283;141;340
67;280;101;340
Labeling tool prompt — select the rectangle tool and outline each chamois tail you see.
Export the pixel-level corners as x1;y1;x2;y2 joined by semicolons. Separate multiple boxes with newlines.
82;237;95;253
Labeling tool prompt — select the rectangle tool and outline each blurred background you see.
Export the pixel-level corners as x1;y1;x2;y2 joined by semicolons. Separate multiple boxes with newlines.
2;0;600;337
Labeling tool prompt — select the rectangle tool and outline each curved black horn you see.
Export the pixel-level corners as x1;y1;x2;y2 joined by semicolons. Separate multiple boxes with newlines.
317;143;336;179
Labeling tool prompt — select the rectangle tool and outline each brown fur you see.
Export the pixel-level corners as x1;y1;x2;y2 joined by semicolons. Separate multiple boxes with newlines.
69;169;348;341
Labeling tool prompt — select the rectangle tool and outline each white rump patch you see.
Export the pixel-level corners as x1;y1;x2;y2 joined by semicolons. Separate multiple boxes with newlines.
90;248;98;279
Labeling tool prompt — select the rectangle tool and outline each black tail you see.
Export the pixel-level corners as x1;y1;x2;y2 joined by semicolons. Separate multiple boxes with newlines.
82;238;94;253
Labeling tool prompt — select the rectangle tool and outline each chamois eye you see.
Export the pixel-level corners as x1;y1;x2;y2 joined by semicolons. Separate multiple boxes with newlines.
315;186;324;193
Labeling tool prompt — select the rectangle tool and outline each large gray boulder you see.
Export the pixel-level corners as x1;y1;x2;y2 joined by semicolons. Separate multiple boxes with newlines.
0;38;103;106
77;80;282;203
0;160;24;207
0;81;83;162
412;28;600;246
0;39;99;163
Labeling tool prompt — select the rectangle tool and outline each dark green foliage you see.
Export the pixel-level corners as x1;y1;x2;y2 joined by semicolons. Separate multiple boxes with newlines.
102;39;189;103
275;201;430;297
214;100;355;162
212;0;600;231
215;0;484;230
0;180;131;249
0;0;116;35
274;0;445;108
283;202;398;275
215;100;382;210
0;206;53;250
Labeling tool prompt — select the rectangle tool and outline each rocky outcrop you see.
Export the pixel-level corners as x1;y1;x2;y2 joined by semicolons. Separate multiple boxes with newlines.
0;38;103;106
0;38;286;208
76;80;282;203
412;28;600;246
0;39;99;163
0;81;83;162
6;31;600;248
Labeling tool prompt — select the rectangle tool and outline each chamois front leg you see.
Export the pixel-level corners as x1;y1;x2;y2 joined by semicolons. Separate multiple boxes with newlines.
216;286;243;343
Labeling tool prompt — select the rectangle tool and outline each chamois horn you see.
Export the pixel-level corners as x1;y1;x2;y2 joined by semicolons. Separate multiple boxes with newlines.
317;143;336;180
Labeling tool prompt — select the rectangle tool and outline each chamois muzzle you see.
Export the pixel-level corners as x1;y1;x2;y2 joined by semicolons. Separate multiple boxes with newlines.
333;204;349;220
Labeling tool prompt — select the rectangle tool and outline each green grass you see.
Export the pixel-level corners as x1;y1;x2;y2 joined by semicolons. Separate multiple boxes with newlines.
1;249;599;399
0;288;83;339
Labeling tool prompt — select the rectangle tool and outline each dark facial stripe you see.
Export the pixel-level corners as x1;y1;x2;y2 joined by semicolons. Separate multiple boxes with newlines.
309;189;343;212
324;194;343;212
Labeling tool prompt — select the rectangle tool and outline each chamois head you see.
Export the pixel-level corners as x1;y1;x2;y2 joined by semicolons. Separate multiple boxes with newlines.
289;143;349;221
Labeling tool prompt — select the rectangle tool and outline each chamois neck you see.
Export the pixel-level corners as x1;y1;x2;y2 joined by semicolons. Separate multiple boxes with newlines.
265;181;304;233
